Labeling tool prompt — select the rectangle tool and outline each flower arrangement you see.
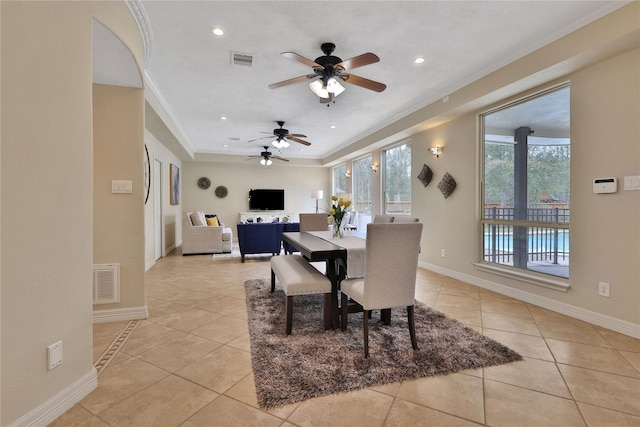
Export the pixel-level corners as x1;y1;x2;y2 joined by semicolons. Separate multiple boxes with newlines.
329;195;352;238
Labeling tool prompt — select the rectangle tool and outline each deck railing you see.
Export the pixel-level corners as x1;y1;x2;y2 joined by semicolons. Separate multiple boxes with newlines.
483;207;570;265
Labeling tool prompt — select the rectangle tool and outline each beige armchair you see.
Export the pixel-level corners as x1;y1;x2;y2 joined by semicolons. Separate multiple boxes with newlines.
182;211;233;255
340;222;423;357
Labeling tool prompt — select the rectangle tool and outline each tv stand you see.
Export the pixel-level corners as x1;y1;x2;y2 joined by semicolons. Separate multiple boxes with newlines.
239;211;298;223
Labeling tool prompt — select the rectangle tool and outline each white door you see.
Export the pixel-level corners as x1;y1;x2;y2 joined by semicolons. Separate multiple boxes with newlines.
154;159;163;260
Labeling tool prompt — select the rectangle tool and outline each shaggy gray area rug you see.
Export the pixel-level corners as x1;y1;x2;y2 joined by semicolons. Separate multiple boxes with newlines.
245;278;522;409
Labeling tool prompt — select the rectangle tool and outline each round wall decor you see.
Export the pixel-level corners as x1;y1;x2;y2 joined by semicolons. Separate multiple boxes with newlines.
197;177;211;189
215;185;228;198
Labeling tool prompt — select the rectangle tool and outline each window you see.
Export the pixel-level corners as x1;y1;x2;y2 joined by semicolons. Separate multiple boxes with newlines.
333;164;347;197
383;141;412;215
480;85;570;281
353;156;372;216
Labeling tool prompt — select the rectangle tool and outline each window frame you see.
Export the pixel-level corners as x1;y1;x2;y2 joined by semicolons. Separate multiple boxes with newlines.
475;83;570;291
352;155;373;216
382;140;412;216
332;164;347;197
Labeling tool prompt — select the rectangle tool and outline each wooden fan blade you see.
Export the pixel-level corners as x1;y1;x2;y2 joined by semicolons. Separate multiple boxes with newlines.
342;74;387;92
287;136;311;146
269;75;314;89
288;133;307;138
282;52;323;69
248;136;273;142
271;155;290;162
336;52;380;71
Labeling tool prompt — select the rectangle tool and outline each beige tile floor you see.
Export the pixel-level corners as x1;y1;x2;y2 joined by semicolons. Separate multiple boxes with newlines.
52;248;640;426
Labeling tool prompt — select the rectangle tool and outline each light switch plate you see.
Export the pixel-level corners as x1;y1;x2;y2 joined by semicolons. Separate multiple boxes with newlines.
623;175;640;191
112;180;133;194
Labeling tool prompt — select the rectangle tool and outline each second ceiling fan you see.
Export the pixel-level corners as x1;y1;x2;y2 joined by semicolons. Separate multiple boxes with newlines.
246;146;290;166
249;121;311;148
269;42;387;104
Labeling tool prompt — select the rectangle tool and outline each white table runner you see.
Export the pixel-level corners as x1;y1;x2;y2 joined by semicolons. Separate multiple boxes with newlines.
308;231;366;278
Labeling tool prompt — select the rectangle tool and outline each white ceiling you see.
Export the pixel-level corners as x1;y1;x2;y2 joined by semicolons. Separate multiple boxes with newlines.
137;1;625;162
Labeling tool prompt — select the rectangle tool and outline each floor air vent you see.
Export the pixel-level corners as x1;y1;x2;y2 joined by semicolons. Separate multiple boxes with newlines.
93;263;120;304
231;51;253;66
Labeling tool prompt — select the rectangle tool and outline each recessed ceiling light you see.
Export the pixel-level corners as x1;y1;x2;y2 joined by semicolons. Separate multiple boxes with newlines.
330;125;336;129
414;57;425;64
220;116;227;120
223;144;228;148
211;27;224;36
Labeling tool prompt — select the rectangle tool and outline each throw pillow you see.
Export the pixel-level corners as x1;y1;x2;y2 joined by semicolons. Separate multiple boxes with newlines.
189;211;206;226
206;217;220;226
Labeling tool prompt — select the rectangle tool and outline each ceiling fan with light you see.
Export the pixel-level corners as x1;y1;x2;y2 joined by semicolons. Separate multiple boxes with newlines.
246;146;290;166
248;121;311;148
269;43;387;105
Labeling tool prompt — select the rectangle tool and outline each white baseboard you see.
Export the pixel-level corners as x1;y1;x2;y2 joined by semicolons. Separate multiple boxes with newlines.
164;243;177;257
8;368;97;427
92;305;148;323
419;261;640;339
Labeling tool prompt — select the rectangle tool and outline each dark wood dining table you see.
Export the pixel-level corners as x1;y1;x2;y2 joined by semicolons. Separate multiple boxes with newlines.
281;231;350;329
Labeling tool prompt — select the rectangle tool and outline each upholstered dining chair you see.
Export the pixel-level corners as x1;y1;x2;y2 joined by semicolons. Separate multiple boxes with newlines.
299;213;329;232
340;222;423;358
372;214;394;223
393;215;420;223
298;213;330;273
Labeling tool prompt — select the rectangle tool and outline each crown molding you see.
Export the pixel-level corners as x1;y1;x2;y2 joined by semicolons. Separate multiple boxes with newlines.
126;0;153;67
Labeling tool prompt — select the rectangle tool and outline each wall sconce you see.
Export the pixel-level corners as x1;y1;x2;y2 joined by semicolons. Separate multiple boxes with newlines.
345;170;351;178
371;163;378;173
430;146;443;158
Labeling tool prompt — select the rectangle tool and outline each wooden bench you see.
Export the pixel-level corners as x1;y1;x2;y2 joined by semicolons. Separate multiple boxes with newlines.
270;254;332;334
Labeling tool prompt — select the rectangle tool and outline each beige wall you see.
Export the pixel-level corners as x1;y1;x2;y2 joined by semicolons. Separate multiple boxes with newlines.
181;161;331;232
570;48;639;321
1;2;94;423
1;1;144;425
412;47;640;326
93;84;146;314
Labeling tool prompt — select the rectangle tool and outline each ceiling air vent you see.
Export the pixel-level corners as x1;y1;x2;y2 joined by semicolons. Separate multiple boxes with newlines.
231;52;253;67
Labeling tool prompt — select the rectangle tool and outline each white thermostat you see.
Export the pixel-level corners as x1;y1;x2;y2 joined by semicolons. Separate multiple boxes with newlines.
593;177;617;194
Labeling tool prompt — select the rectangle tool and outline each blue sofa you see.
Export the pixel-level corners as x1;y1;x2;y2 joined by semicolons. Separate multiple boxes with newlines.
282;222;300;254
236;222;286;262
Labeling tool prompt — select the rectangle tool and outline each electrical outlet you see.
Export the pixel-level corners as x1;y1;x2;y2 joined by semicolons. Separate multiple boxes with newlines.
48;340;63;370
441;249;446;258
598;281;610;298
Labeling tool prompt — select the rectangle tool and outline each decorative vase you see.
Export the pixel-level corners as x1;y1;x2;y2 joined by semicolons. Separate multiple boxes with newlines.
332;217;344;238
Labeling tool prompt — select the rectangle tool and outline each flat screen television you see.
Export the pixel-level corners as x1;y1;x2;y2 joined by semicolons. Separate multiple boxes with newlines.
248;189;285;211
